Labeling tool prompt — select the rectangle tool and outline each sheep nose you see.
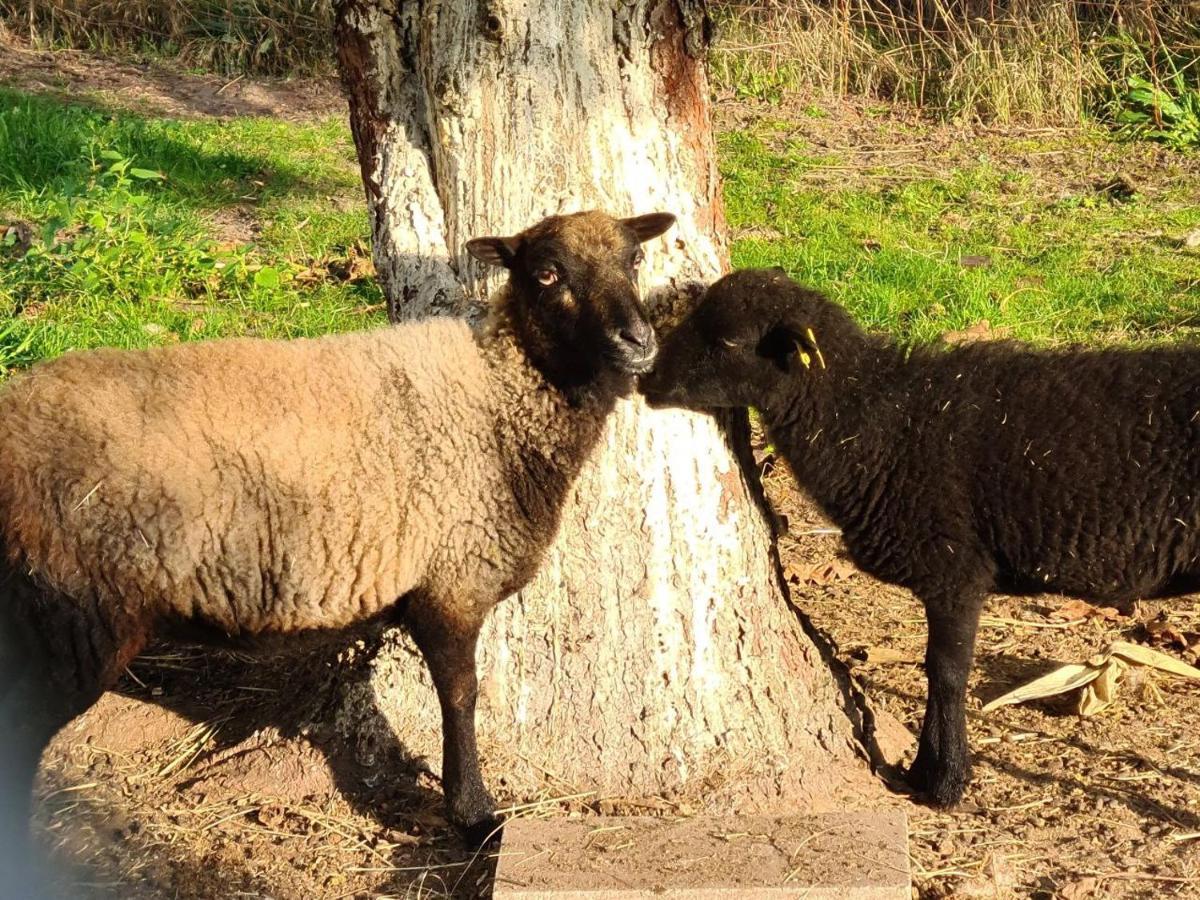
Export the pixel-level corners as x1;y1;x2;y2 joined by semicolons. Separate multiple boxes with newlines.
619;327;651;349
612;322;658;373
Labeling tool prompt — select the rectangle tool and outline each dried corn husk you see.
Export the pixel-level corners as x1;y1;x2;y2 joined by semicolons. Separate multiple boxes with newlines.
982;641;1200;716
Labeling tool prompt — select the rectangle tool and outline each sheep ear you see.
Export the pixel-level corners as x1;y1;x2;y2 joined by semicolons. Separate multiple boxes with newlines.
621;212;676;243
465;236;520;268
758;324;825;373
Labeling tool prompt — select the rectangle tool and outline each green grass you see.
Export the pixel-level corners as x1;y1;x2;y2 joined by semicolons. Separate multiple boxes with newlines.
720;127;1200;347
0;88;382;372
1;85;1197;379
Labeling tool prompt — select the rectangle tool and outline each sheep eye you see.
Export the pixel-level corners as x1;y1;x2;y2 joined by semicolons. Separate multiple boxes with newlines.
719;337;739;349
536;269;559;286
632;250;645;268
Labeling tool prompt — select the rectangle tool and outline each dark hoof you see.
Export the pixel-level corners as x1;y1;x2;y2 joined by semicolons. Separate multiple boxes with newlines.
907;765;969;809
924;777;968;809
459;813;503;848
904;756;934;793
906;750;970;808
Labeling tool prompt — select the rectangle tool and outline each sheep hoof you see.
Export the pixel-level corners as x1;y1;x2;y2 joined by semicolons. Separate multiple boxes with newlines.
906;759;969;808
457;812;503;848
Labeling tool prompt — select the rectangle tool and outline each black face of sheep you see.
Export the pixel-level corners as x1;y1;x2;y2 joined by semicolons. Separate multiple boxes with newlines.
640;269;835;412
467;210;675;390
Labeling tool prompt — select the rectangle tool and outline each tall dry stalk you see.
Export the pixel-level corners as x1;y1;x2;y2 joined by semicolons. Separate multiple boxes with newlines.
711;0;1198;124
0;0;335;74
1;0;1196;121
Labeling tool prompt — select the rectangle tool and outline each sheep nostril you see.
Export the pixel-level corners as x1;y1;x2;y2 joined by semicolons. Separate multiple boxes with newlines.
618;328;646;349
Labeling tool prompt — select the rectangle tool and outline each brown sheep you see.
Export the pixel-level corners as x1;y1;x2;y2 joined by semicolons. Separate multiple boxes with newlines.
0;210;675;889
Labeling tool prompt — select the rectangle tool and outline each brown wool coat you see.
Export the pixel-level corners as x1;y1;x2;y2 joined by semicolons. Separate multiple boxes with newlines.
0;305;607;654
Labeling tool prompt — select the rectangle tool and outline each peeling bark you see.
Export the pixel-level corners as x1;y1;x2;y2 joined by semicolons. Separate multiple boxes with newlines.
332;0;881;811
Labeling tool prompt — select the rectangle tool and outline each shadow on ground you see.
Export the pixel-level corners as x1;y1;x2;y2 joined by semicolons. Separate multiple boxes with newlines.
0;86;352;211
38;627;498;899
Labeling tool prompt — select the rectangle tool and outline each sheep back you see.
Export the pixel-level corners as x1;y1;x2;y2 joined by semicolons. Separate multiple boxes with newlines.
0;318;523;636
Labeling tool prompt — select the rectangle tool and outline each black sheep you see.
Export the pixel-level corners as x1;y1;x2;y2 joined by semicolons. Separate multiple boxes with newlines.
640;267;1200;807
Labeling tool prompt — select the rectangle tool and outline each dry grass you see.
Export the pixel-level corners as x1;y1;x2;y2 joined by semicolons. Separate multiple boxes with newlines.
0;0;334;74
3;0;1197;123
711;0;1200;124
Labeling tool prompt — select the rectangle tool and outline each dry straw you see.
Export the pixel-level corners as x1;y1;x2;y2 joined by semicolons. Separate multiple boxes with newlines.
0;0;335;74
2;2;1197;119
711;0;1199;124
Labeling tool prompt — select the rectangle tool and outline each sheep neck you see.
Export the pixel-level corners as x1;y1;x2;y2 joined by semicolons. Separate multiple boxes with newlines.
762;333;912;527
478;323;618;540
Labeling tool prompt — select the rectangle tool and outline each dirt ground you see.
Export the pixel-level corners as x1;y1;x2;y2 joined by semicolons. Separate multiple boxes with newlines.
5;43;1200;900
0;41;344;121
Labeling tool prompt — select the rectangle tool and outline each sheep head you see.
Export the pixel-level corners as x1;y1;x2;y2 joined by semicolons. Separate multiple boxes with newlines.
467;210;675;391
640;268;841;411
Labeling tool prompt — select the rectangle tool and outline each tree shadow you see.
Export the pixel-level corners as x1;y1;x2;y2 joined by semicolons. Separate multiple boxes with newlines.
0;86;353;212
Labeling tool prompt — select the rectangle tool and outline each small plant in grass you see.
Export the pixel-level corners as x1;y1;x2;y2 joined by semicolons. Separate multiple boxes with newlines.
3;148;268;312
1116;72;1200;151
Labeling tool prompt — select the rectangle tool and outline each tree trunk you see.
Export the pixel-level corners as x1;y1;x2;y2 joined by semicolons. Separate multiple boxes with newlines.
331;0;882;813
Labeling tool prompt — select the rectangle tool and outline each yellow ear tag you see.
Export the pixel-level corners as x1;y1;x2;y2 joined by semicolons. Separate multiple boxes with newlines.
804;327;827;370
796;349;812;369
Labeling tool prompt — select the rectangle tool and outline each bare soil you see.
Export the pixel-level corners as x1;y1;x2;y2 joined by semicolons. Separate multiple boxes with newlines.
0;39;344;121
7;49;1199;900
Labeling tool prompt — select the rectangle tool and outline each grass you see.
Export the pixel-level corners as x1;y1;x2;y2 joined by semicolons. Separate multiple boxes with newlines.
0;88;382;372
720;125;1200;347
0;82;1197;379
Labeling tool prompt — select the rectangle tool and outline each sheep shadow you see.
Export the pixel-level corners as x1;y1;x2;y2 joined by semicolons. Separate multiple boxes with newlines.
866;680;1200;828
691;355;909;785
971;652;1079;711
90;626;498;899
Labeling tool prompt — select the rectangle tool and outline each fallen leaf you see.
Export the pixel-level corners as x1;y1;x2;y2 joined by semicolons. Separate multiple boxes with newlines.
1182;228;1200;249
1078;655;1125;715
1143;614;1195;650
1049;598;1122;622
791;557;856;586
959;254;992;268
942;320;1012;345
1060;876;1101;900
861;239;882;252
1110;640;1200;678
981;662;1098;713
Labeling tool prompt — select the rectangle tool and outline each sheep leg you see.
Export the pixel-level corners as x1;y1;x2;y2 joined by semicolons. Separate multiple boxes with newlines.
909;583;987;807
406;614;497;844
